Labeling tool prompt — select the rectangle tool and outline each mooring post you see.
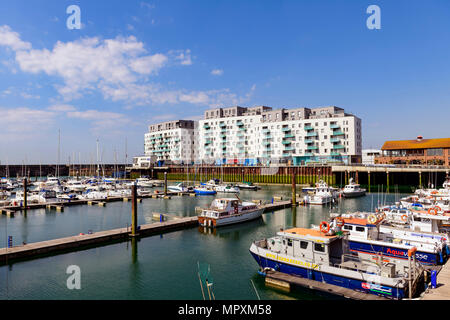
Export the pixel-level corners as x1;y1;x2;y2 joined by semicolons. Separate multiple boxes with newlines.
292;170;296;206
23;178;27;213
386;170;390;193
368;171;371;193
355;170;359;184
131;183;138;237
419;171;422;188
164;172;167;196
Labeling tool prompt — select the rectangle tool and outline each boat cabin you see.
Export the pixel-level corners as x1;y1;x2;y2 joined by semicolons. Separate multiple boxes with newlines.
264;228;345;266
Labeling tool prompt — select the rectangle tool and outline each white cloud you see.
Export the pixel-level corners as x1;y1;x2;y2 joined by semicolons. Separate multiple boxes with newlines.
170;49;192;66
0;25;31;51
0;107;56;135
47;104;77;112
211;69;223;76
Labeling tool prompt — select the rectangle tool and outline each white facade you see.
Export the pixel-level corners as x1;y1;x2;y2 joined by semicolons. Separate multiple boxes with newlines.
144;120;197;164
362;149;381;165
145;106;362;164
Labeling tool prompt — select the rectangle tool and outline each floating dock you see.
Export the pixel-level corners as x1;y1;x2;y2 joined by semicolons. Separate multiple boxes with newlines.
264;270;388;300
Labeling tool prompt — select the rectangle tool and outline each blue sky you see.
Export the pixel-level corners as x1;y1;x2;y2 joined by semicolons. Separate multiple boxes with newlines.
0;0;449;164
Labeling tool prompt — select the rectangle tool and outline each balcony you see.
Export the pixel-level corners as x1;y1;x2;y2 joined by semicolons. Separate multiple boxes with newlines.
219;122;226;127
332;145;345;150
236;120;244;126
332;131;345;136
304;139;314;144
331;152;341;156
262;141;271;146
204;140;212;145
220;134;227;139
284;146;295;151
304;126;313;131
203;124;210;129
330;137;340;143
330;123;340;129
237;132;244;137
282;140;292;145
307;146;319;150
305;152;314;156
284;134;294;139
282;127;291;132
306;132;318;137
262;135;272;140
220;128;227;133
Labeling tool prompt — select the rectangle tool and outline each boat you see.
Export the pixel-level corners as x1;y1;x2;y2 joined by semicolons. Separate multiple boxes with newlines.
330;216;448;266
79;189;108;200
194;186;217;195
237;182;259;191
168;182;192;193
136;177;154;188
342;178;366;198
215;184;240;193
56;193;80;200
249;225;423;299
198;198;264;227
303;180;338;205
65;179;86;192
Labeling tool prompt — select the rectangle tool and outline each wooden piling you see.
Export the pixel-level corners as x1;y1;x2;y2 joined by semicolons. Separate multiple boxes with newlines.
131;184;138;237
292;171;296;206
164;172;168;196
23;178;27;213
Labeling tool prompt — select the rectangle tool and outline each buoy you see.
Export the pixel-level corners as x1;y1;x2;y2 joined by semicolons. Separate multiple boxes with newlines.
335;217;345;227
367;214;378;224
319;221;330;233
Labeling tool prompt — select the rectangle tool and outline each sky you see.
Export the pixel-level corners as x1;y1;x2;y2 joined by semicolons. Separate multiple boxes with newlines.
0;0;449;164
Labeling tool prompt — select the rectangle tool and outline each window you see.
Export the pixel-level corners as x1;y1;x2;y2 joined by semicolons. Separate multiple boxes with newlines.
287;239;293;247
300;241;308;249
314;243;325;252
355;226;365;232
343;225;353;231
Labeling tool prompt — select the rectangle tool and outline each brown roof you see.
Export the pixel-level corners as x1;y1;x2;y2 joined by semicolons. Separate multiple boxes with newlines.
381;138;450;150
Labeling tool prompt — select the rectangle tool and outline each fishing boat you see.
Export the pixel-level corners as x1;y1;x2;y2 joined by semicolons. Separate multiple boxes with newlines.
250;225;423;299
198;198;264;227
342;178;366;198
194;186;217;195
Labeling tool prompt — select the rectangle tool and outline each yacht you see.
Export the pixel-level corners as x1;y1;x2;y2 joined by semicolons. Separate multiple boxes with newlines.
198;198;264;227
168;182;192;193
215;184;240;193
136;177;154;188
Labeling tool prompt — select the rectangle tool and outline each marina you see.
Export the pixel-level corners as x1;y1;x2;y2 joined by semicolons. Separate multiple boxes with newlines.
1;176;450;300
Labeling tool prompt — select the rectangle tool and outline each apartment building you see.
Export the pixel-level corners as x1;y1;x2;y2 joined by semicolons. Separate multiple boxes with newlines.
144;120;197;164
198;105;362;165
144;105;362;165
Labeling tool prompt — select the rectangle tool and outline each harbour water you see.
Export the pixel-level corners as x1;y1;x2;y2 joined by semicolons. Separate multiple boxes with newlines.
0;185;407;300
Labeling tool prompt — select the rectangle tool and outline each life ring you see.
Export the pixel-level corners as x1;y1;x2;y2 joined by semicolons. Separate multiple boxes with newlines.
435;206;442;212
428;208;438;215
335;217;345;227
401;214;408;222
320;221;330;233
367;214;378;224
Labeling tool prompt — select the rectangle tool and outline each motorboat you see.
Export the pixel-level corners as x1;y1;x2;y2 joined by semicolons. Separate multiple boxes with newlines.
215;184;240;193
236;182;259;191
342;178;366;198
303;180;338;205
136;177;154;188
198;198;264;227
168;182;192;193
194;186;217;195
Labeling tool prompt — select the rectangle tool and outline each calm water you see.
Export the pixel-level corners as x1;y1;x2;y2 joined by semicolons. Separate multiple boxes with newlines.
0;186;408;300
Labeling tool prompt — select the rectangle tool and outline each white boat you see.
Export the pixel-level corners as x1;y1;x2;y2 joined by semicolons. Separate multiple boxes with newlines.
303;180;337;205
198;198;264;227
65;179;86;192
136;178;154;188
168;182;192;193
215;184;240;193
56;193;80;200
342;178;366;198
79;190;108;200
44;176;60;187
